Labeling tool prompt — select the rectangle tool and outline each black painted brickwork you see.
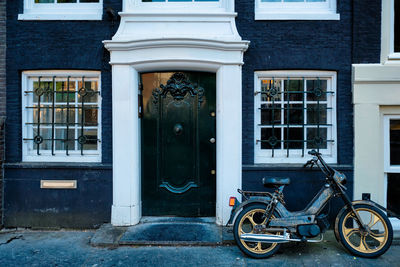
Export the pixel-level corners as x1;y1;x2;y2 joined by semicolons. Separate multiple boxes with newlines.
5;0;122;228
236;0;354;166
352;0;381;64
0;0;6;227
4;165;112;228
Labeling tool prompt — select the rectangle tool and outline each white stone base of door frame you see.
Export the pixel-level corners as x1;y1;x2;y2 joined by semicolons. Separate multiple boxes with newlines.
105;38;249;226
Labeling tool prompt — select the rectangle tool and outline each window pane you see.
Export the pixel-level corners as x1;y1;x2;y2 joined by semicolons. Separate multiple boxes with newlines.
55;81;75;103
307;104;327;124
285;0;304;2
35;0;55;3
261;0;281;2
261;79;281;102
261;128;281;149
57;0;77;2
33;81;54;103
33;108;53;124
306;128;327;149
387;173;400;216
79;0;100;2
78;81;98;103
78;129;98;150
283;127;303;149
284;104;303;125
395;0;400;52
284;80;303;101
306;0;326;2
306;80;327;101
33;128;52;150
55;108;75;125
261;104;281;125
55;129;75;150
84;108;98;126
390;119;400;165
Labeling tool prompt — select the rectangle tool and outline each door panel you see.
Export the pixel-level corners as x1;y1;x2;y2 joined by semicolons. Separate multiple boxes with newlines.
141;72;216;216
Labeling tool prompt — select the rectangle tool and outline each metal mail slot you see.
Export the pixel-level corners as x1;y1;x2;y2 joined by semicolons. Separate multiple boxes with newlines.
40;180;77;189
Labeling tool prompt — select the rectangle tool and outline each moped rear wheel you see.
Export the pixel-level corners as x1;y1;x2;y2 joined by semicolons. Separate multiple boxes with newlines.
337;204;393;258
233;204;281;259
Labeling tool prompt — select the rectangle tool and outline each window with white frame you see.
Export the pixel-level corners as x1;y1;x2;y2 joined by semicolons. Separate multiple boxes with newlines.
254;71;337;164
383;115;400;229
255;0;339;20
22;71;101;162
18;0;103;21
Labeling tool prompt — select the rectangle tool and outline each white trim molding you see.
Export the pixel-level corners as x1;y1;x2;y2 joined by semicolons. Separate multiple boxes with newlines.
255;0;339;20
104;2;248;225
18;0;103;21
124;0;233;14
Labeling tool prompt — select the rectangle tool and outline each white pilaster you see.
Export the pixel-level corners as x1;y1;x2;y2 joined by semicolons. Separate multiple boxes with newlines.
216;65;243;225
111;65;141;226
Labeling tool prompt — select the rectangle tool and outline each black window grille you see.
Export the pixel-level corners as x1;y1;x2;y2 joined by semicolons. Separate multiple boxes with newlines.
23;76;101;156
255;77;334;158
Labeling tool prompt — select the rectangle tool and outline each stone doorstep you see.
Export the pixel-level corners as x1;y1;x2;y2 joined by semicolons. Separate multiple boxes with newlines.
90;218;400;247
90;217;234;247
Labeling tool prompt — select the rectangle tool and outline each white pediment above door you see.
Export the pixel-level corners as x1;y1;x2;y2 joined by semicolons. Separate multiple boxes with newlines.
110;0;242;43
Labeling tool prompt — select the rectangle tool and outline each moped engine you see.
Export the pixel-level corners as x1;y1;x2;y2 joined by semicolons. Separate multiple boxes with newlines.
297;224;321;238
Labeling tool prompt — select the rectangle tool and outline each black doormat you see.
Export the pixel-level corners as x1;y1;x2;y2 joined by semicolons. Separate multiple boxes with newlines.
119;217;223;245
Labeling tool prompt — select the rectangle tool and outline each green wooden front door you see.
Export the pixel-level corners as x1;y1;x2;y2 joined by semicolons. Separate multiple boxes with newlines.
141;72;216;216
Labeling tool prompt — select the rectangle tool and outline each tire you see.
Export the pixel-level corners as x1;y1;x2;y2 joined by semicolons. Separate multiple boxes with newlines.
233;203;281;259
337;204;393;258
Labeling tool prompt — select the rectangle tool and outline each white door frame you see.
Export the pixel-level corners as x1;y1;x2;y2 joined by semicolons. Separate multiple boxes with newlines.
105;39;249;226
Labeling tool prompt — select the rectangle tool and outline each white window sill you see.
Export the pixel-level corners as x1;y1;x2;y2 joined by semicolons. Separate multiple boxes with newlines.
254;156;337;165
255;12;340;21
18;12;102;21
388;53;400;60
23;155;101;163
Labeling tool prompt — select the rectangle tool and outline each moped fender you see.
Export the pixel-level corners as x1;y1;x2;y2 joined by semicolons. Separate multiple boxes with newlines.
333;200;387;243
226;197;273;226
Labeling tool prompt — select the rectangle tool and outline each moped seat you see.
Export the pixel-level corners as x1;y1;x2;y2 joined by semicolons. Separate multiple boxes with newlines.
262;177;291;187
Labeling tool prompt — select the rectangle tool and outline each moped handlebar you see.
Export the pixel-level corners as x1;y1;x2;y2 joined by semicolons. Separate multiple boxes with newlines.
302;159;315;168
308;150;321;156
305;150;334;176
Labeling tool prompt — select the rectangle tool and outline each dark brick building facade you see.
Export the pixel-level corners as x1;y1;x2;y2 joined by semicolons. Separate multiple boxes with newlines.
3;0;383;228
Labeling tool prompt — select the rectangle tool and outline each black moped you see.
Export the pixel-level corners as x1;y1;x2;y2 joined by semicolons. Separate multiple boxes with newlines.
228;150;393;258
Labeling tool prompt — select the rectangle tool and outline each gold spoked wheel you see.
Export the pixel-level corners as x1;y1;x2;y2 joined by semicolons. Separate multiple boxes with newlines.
338;204;393;258
233;204;281;258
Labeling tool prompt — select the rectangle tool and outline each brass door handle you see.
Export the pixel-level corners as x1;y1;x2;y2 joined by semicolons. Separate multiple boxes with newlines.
209;138;216;144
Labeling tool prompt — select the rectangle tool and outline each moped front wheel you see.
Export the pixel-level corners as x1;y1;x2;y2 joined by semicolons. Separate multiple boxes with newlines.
233;204;281;259
337;204;393;258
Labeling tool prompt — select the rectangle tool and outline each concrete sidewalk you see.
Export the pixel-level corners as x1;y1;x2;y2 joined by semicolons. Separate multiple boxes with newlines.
0;229;398;267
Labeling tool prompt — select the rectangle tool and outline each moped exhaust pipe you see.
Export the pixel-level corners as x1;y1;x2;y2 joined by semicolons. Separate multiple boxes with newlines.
240;233;323;243
240;233;291;243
